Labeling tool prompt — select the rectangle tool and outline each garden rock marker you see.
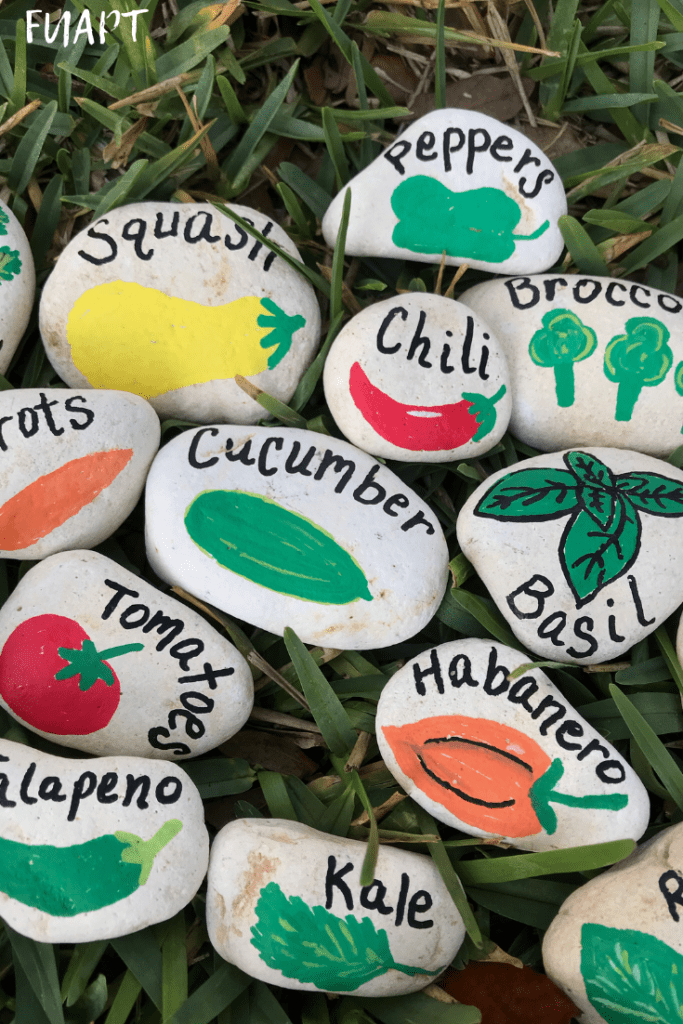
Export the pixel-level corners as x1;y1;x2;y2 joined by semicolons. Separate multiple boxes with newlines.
323;292;510;461
0;198;34;377
376;639;649;852
207;818;465;995
322;109;567;273
39;201;321;424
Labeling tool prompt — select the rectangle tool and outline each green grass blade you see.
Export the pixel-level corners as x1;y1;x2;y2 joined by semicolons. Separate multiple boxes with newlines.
330;186;351;324
457;840;635;885
304;0;394;106
559;215;609;275
5;924;64;1024
284;627;357;756
111;930;162;1010
278;161;332;219
448;589;523;649
630;0;660;125
162;911;188;1021
259;769;299;820
9;18;26;114
322;106;350;190
163;964;252;1024
61;941;108;1006
224;59;300;185
103;970;141;1024
435;0;446;110
8;99;58;195
655;624;683;697
610;683;683;812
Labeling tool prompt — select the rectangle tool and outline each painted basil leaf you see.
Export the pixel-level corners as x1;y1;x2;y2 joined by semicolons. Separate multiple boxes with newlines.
616;472;683;516
562;498;640;606
473;468;578;521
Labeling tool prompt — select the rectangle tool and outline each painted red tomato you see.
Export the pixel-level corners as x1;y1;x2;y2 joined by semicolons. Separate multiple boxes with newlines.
0;614;142;735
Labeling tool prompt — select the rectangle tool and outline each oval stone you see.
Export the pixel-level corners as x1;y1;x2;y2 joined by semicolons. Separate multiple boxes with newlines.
322;109;567;274
0;738;208;943
323;293;511;461
0;388;160;559
457;448;683;665
543;825;683;1024
460;273;683;457
0;198;35;376
0;550;253;758
206;818;465;996
39;202;321;424
376;639;649;852
144;425;449;649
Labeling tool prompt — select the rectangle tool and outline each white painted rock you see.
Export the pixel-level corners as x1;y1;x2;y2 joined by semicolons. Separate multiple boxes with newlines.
39;202;321;424
460;274;683;457
0;199;35;376
0;550;253;758
543;824;683;1024
0;737;208;943
323;293;510;462
207;818;465;995
0;388;159;559
376;639;649;853
145;425;449;649
457;448;683;664
322;109;567;273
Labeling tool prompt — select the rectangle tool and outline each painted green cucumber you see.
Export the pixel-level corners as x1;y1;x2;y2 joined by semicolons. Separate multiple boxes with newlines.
184;490;373;605
0;819;182;916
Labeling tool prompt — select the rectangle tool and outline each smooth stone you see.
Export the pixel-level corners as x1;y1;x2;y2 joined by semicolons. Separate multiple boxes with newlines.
322;293;511;462
322;108;567;273
39;202;321;424
543;824;683;1024
206;818;465;996
0;737;208;943
0;198;35;376
457;447;683;665
376;639;649;853
0;388;160;560
460;273;683;457
0;550;253;758
144;425;449;649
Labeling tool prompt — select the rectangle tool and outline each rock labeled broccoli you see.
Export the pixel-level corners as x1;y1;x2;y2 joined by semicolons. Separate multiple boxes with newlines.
675;361;683;433
528;309;597;407
604;316;673;422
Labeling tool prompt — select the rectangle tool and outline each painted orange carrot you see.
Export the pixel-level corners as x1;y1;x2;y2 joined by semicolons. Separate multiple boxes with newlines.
0;449;133;551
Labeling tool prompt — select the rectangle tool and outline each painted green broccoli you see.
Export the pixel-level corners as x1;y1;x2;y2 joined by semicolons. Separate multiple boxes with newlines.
528;309;597;407
603;316;672;421
675;361;683;433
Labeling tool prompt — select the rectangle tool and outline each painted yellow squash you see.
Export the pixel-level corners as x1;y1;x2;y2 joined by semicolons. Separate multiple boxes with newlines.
66;280;307;399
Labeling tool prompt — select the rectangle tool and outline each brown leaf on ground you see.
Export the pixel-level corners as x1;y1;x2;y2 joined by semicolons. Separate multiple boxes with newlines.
404;74;534;122
220;729;318;777
437;962;578;1024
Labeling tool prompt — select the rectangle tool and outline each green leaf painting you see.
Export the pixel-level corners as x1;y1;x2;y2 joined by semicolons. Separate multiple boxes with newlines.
529;309;598;407
257;297;306;369
0;247;21;282
474;451;683;606
604;317;673;421
250;882;443;991
0;208;9;236
581;922;683;1024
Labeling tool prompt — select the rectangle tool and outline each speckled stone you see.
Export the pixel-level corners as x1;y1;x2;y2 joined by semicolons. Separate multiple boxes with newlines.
0;198;34;376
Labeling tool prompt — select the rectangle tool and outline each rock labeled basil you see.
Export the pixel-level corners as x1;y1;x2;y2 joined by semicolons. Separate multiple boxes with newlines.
207;818;465;996
457;448;683;664
543;823;683;1024
0;198;35;376
460;274;683;457
377;639;649;852
0;738;208;942
322;293;511;462
144;425;449;649
0;550;253;758
39;201;320;424
322;109;566;274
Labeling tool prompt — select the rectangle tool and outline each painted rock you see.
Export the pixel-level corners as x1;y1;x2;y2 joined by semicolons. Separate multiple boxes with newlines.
0;550;253;758
457;448;683;665
0;199;35;376
322;293;510;462
0;737;208;943
322;109;567;273
144;425;449;649
0;388;159;559
206;818;465;995
460;273;683;457
39;202;321;424
376;639;649;852
542;824;683;1024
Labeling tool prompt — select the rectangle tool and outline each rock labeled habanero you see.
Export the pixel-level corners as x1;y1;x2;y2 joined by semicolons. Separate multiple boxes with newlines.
543;823;683;1024
460;274;683;457
376;639;649;853
0;388;159;560
207;818;465;995
457;448;683;665
145;425;449;649
0;738;208;943
0;198;35;376
39;202;321;424
0;551;253;758
323;293;510;461
322;109;567;274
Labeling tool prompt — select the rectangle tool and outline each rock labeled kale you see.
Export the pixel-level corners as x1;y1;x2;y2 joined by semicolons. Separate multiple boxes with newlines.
603;317;673;421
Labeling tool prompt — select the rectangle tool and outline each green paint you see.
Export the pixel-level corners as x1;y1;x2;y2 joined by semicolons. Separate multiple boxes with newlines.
184;490;372;605
0;247;21;282
529;759;628;835
581;922;683;1024
528;309;598;407
461;385;507;441
56;639;144;691
390;176;549;262
0;819;182;917
251;881;443;991
674;360;683;433
0;209;9;236
257;297;306;369
604;317;672;421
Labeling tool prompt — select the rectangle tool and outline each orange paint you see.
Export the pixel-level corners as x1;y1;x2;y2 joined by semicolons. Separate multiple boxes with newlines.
0;449;134;551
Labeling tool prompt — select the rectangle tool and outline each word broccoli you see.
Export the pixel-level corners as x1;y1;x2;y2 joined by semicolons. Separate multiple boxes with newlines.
603;316;673;422
528;309;597;407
